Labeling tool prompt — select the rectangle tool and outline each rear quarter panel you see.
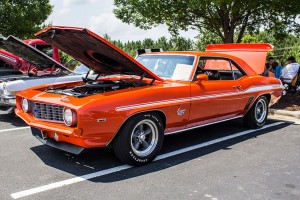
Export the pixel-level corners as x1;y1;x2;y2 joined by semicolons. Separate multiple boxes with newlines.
238;75;283;113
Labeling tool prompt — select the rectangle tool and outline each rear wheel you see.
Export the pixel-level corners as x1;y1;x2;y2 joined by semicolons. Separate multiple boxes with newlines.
113;112;164;166
243;96;268;128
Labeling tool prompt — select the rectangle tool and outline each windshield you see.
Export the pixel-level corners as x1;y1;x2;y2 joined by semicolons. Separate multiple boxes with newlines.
136;55;195;81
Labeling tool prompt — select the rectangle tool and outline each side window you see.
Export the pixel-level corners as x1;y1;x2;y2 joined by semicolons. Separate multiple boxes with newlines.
195;57;245;80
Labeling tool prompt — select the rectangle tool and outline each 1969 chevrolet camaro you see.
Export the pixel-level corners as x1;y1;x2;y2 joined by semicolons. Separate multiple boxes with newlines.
15;26;284;166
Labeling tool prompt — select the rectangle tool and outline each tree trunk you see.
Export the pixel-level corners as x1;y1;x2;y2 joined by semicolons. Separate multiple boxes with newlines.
219;8;235;43
223;33;234;43
236;14;249;43
222;26;235;43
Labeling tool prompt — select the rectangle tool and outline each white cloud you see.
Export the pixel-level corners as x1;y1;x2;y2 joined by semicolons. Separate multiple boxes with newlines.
58;8;71;15
90;13;140;37
62;0;96;6
48;0;198;42
89;13;198;42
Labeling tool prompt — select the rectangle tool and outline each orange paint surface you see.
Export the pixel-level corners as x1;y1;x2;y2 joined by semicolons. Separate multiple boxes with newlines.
14;26;283;151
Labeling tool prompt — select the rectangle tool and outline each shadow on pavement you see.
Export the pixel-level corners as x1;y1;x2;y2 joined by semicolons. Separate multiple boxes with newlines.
30;119;291;183
0;112;27;127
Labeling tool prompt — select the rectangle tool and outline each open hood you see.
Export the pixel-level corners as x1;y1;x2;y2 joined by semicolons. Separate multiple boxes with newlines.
0;35;69;71
35;26;164;82
206;43;273;74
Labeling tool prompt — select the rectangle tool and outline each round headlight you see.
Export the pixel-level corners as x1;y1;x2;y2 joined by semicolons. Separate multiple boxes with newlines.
63;108;77;126
21;98;30;112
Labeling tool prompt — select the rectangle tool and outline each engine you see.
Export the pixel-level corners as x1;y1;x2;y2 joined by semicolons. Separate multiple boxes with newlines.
46;80;145;97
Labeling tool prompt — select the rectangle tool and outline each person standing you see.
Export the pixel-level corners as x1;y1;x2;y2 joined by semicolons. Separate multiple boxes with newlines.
263;57;274;76
281;56;300;83
269;61;282;79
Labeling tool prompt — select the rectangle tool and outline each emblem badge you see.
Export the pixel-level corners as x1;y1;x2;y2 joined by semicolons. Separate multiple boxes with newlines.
177;108;186;116
61;95;69;103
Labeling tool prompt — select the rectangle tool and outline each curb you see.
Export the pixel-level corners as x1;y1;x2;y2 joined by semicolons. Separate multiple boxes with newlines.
269;109;300;119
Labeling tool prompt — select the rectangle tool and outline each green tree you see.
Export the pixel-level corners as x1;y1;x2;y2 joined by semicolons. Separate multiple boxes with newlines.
155;36;170;51
0;0;53;39
114;0;300;43
169;36;194;51
142;38;155;48
239;31;300;64
195;30;222;51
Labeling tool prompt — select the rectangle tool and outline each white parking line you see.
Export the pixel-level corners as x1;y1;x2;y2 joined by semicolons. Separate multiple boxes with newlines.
0;127;29;133
11;122;284;199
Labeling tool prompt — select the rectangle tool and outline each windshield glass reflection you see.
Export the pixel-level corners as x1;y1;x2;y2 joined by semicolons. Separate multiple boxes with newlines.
136;55;195;81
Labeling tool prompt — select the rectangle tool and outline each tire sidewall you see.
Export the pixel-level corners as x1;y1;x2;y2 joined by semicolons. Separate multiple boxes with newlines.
120;112;164;165
254;96;269;127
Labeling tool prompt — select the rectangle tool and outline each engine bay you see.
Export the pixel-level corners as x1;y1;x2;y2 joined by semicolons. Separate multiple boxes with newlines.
46;79;146;97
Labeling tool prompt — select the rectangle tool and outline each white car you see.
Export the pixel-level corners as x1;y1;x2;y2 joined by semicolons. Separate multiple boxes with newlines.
0;35;89;113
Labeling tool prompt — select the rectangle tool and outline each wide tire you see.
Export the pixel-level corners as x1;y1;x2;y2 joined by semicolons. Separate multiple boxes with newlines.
243;96;269;128
113;112;164;166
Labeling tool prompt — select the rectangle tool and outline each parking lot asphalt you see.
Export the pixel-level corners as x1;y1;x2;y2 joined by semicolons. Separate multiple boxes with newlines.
0;112;299;200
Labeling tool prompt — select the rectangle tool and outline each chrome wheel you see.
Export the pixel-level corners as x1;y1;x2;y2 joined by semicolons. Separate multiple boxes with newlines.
113;112;164;166
130;119;158;157
255;98;267;123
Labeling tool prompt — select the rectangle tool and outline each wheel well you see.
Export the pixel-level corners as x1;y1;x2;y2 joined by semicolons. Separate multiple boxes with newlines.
107;110;167;147
262;93;271;104
155;111;166;129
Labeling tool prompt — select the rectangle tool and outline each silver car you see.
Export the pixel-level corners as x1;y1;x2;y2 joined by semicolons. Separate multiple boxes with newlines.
0;35;89;113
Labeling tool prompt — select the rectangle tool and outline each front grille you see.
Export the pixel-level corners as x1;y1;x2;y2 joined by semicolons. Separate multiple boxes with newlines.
32;102;64;122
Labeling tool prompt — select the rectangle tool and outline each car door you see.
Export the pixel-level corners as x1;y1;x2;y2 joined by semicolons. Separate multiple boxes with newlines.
188;57;246;128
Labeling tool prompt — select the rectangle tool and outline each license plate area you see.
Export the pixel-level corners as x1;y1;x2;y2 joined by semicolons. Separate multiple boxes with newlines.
31;127;48;140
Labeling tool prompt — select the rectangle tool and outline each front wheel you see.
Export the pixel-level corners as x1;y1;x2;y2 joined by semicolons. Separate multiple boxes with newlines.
243;96;269;128
113;112;164;166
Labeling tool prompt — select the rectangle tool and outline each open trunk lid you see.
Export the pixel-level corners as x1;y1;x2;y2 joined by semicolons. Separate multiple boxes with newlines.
206;43;273;74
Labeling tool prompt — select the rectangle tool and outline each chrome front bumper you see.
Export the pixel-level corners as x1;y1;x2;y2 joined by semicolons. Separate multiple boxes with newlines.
31;127;85;155
0;94;16;107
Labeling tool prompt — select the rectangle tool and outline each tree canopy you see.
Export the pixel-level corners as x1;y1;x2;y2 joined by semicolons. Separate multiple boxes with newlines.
103;31;300;63
114;0;300;43
0;0;53;39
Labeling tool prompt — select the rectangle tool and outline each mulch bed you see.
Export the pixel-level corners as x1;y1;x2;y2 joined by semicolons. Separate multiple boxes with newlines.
271;92;300;111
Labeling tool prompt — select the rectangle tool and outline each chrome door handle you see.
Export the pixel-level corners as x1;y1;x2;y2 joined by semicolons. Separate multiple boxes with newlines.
233;85;241;89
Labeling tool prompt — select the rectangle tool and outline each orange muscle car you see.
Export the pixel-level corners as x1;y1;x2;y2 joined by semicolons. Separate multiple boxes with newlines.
15;26;283;166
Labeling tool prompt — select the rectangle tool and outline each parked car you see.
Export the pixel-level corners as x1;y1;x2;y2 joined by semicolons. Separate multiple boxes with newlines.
15;26;284;166
0;38;60;76
0;35;89;113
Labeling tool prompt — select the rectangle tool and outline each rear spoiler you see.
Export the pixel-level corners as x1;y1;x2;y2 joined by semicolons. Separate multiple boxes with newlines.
206;43;273;74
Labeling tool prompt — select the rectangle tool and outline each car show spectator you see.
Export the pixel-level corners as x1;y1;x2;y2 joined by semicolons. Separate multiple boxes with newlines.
281;56;300;83
262;57;274;76
268;61;282;79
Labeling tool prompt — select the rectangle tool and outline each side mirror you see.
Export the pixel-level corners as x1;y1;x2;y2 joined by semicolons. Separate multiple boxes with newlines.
196;74;208;84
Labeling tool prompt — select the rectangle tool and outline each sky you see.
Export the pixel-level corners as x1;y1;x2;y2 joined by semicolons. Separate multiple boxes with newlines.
47;0;199;42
